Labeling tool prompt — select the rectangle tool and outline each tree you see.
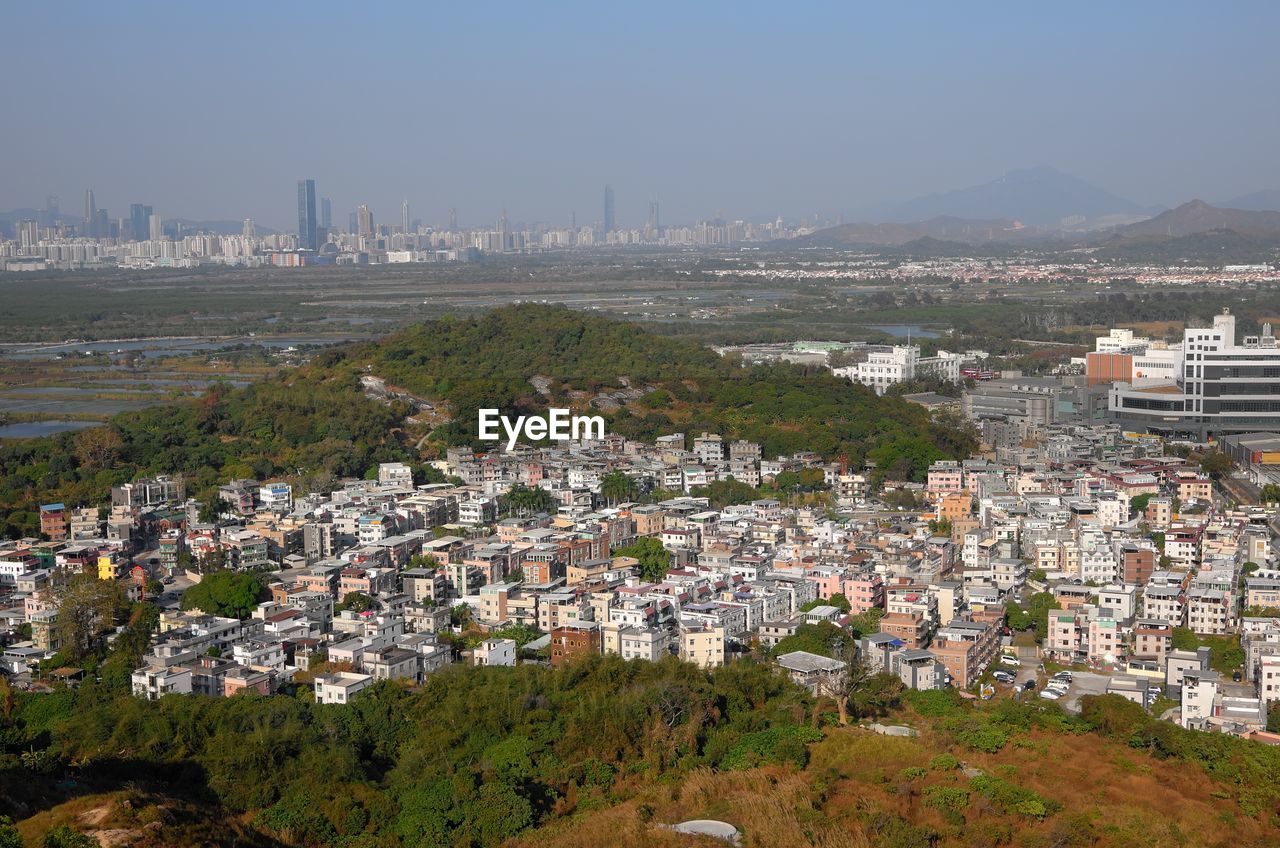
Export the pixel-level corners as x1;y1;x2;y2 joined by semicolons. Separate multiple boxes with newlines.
1200;450;1235;480
1005;602;1032;632
1026;592;1058;642
1129;493;1152;516
180;571;264;619
847;669;904;720
691;478;760;508
1262;483;1280;504
847;607;883;637
614;537;671;583
72;426;124;470
338;592;374;613
53;577;128;659
0;816;21;848
1268;702;1280;734
198;492;228;524
599;471;637;506
774;621;853;659
503;483;556;517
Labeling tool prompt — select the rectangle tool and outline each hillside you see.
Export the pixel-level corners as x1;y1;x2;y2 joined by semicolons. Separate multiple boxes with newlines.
1119;200;1280;238
0;304;976;537
3;661;1278;847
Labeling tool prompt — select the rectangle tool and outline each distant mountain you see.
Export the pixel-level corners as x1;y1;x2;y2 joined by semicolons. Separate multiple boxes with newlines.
1216;189;1280;212
1118;200;1280;238
866;166;1150;229
798;215;1035;247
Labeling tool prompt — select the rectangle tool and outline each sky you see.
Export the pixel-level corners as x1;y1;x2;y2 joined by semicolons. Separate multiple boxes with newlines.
4;1;1279;230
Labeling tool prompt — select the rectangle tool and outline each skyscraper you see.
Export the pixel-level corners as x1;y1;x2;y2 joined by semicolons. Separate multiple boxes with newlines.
297;179;318;251
647;200;660;232
84;189;97;237
130;203;153;241
401;199;410;234
603;185;615;234
243;218;255;239
321;197;332;230
356;204;373;237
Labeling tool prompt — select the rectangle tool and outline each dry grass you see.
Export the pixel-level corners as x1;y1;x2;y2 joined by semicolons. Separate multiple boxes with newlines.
522;721;1280;848
514;766;871;848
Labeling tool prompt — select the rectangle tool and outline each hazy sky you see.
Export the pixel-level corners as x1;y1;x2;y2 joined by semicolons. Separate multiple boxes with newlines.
4;1;1279;230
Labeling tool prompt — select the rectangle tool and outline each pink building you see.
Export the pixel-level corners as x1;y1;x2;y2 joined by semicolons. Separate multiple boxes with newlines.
926;462;964;495
841;573;885;615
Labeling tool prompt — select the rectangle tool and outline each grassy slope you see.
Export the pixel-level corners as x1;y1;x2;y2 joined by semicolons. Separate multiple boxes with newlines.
518;717;1274;848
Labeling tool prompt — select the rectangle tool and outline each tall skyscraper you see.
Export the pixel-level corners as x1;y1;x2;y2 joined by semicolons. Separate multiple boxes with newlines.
647;200;660;232
603;185;615;233
449;207;457;231
356;204;373;236
149;213;163;241
242;218;255;239
401;199;410;234
320;196;332;230
297;179;318;251
84;189;97;237
130;203;153;241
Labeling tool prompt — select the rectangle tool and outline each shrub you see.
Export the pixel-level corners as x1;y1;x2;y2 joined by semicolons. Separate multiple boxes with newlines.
970;776;1060;820
928;753;960;771
720;724;823;771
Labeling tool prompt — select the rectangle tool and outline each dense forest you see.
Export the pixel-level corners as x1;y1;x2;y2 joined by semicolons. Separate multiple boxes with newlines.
358;304;976;468
2;660;1279;847
1;304;977;536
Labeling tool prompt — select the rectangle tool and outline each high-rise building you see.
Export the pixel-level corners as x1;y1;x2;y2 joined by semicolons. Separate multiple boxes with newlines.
242;218;255;239
320;196;332;230
148;213;163;241
84;189;97;236
44;196;59;228
647;200;660;232
18;220;39;251
449;207;457;231
296;179;318;251
401;199;410;234
603;185;615;233
130;203;153;241
95;209;109;239
357;204;373;237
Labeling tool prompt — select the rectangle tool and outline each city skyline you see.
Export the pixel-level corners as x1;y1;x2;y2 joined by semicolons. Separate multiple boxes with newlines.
3;3;1279;229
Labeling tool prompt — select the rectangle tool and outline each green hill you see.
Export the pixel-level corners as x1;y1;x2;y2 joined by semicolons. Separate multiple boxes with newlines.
2;661;1277;848
1;304;975;536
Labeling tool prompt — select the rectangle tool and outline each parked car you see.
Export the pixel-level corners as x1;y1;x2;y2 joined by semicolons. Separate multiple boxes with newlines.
993;671;1015;684
1023;679;1036;691
1039;689;1061;700
999;655;1020;667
